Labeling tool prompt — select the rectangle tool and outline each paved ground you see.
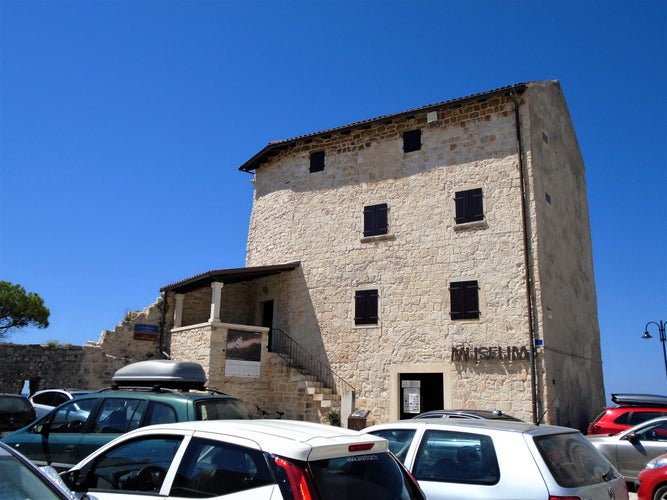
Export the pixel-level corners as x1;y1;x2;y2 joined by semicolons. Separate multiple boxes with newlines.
629;489;637;499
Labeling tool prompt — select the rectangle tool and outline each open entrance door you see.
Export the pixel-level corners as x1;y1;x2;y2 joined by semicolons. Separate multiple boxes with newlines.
399;372;444;419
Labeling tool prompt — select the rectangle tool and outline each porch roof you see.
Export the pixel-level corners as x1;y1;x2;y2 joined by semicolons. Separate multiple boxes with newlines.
160;262;301;294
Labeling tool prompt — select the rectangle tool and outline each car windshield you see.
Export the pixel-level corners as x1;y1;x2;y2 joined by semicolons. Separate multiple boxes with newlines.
308;453;423;500
0;455;66;499
534;432;620;487
196;399;253;420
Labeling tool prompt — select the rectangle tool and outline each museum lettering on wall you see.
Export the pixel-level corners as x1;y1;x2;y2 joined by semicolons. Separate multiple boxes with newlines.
451;345;531;362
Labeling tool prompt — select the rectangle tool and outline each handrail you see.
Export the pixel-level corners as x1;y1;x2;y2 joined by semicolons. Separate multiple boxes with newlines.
271;329;355;394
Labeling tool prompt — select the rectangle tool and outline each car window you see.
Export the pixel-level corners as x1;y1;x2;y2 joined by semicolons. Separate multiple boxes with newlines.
368;429;416;462
83;436;182;493
0;397;31;413
145;401;177;426
617;411;667;426
46;398;97;433
32;392;59;407
534;432;620;487
412;429;499;485
171;437;273;497
308;452;422;500
195;399;254;420
0;455;66;499
634;420;667;441
93;398;144;434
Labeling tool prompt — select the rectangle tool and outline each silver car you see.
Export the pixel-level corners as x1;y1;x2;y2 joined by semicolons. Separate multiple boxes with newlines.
363;419;628;500
587;416;667;482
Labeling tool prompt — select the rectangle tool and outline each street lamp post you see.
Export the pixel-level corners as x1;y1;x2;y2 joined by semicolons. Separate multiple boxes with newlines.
642;320;667;383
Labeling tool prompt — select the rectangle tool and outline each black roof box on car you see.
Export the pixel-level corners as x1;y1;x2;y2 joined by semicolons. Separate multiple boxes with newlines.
112;360;207;391
611;393;667;407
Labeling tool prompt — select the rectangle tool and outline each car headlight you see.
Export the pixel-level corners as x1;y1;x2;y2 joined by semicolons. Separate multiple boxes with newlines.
645;456;667;469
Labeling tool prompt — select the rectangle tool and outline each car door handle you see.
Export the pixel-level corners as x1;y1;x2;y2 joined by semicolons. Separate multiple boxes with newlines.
64;445;75;453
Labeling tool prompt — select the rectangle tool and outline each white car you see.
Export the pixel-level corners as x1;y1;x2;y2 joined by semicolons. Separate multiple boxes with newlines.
60;419;425;499
30;389;92;419
363;419;628;500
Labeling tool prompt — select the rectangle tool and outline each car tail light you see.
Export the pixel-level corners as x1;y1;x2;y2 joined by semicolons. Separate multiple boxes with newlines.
274;456;318;500
348;443;374;452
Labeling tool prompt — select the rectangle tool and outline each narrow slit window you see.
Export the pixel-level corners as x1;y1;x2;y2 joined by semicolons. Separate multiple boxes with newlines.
310;151;325;173
403;129;422;153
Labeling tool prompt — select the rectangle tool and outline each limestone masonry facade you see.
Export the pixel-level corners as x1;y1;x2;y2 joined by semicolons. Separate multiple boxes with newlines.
237;80;604;430
0;81;604;432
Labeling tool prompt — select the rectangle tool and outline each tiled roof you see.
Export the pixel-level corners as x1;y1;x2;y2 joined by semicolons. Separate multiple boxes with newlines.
238;81;534;172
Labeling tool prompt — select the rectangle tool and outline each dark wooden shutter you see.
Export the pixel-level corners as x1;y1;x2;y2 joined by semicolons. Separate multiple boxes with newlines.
463;281;480;319
449;282;464;320
454;192;467;224
470;188;484;222
450;281;479;320
364;204;388;236
355;289;379;325
455;188;484;223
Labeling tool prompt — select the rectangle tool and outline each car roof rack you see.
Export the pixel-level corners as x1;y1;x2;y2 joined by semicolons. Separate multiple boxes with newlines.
611;393;667;407
111;360;207;391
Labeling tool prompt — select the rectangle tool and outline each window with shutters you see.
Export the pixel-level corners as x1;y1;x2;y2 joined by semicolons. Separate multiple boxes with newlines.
355;289;379;325
310;151;325;173
403;129;422;153
363;203;388;237
449;281;480;320
455;188;484;224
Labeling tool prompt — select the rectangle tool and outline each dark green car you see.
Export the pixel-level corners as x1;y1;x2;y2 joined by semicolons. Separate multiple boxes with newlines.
1;361;252;470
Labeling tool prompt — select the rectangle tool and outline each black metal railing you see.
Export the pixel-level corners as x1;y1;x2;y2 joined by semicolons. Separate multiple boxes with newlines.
271;329;355;395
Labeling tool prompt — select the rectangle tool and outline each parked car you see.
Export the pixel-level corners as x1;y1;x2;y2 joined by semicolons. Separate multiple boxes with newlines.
363;418;628;499
412;409;521;421
60;419;425;499
2;360;252;471
0;440;84;499
636;453;667;500
588;393;667;435
588;416;667;483
0;393;37;436
30;388;92;419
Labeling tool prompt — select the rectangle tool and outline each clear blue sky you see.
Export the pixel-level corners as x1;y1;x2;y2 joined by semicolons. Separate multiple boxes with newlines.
1;0;665;400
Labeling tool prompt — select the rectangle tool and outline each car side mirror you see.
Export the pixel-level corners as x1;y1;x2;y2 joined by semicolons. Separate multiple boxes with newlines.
625;432;639;443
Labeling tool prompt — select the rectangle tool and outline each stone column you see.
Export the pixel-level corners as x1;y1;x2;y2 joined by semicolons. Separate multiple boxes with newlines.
209;282;224;322
174;294;184;327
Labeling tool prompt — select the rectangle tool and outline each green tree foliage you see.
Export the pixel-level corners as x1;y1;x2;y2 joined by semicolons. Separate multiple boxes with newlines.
0;281;50;338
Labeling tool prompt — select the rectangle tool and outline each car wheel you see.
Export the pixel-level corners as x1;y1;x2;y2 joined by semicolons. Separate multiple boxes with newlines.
653;485;667;500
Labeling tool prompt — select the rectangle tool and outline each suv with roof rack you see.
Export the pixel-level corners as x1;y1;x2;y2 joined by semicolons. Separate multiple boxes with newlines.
587;393;667;435
1;360;252;470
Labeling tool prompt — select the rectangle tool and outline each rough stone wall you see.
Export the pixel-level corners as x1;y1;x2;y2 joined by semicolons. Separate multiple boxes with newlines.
244;81;603;427
522;82;605;429
0;298;168;393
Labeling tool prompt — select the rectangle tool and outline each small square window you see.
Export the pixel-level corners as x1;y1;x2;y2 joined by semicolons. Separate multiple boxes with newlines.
450;281;479;320
455;188;484;224
310;151;325;173
363;203;388;237
403;129;422;153
355;289;379;325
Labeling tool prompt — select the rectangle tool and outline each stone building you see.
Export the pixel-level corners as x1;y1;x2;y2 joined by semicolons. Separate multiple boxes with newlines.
160;80;604;430
1;80;604;431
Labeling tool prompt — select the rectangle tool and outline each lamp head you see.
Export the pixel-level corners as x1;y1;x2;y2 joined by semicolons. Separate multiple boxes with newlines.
642;331;653;340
